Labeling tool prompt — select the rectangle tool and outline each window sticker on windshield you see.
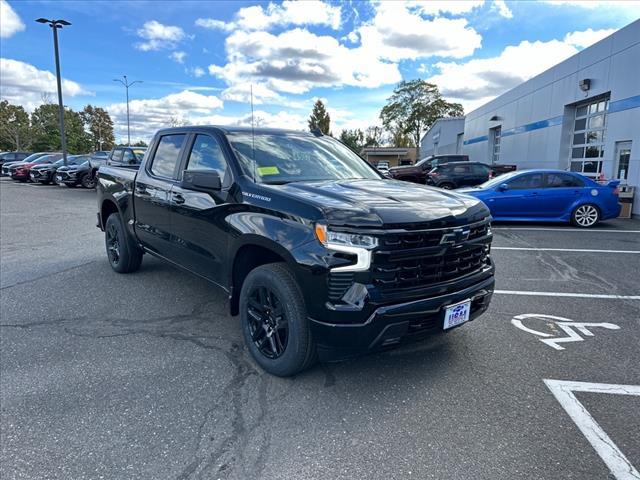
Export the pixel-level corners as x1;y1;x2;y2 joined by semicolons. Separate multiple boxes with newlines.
257;166;280;176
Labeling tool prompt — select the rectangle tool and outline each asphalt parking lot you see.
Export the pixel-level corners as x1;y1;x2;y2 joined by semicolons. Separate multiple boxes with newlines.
1;177;639;480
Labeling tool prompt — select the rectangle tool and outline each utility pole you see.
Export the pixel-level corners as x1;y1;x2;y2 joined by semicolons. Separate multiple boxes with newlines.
36;18;71;166
113;75;142;146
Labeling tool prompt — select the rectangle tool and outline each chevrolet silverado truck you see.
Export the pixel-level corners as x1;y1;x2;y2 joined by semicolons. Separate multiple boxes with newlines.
97;127;495;376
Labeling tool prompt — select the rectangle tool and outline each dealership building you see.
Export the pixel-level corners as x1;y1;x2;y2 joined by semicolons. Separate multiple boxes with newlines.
421;19;640;213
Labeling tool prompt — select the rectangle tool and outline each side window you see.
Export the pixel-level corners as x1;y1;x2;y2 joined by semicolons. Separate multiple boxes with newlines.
453;165;469;174
122;150;136;165
507;173;544;190
150;134;186;178
471;164;489;175
545;173;584;188
110;149;123;164
186;134;228;180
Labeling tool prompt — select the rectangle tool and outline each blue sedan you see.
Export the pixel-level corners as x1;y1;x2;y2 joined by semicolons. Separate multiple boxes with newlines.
458;169;621;227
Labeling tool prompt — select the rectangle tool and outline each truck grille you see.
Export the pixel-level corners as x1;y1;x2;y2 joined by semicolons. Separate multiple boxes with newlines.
372;221;491;293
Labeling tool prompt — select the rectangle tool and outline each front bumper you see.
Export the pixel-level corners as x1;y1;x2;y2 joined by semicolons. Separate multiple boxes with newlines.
310;274;494;361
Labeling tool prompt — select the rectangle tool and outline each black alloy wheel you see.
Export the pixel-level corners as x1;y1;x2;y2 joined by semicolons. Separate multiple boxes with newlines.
104;214;143;273
246;285;288;359
81;173;97;189
106;221;121;267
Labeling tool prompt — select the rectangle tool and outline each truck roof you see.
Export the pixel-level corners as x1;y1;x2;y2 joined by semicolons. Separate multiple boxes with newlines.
155;125;311;136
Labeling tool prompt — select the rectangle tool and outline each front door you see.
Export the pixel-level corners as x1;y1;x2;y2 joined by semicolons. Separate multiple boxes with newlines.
614;141;632;183
133;133;187;255
489;172;545;218
168;133;232;287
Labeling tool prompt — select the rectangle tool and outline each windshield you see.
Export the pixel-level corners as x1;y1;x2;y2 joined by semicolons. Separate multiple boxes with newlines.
227;132;381;184
21;153;49;163
33;155;56;164
478;171;522;189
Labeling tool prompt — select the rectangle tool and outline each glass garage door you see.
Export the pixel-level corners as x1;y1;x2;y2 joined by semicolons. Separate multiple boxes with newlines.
569;96;609;177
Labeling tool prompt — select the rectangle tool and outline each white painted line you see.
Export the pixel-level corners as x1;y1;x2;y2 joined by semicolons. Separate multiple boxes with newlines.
492;247;640;254
493;227;640;233
544;379;640;480
495;290;640;300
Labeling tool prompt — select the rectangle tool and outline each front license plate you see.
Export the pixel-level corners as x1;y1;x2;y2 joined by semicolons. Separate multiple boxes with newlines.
443;299;471;329
56;175;62;183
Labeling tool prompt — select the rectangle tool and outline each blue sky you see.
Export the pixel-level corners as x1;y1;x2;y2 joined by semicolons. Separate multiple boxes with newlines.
1;0;639;143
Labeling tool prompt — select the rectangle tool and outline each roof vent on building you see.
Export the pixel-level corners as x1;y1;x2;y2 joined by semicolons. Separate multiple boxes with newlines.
579;79;591;92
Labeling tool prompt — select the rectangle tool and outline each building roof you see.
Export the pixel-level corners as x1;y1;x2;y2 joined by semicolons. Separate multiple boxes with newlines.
420;116;465;144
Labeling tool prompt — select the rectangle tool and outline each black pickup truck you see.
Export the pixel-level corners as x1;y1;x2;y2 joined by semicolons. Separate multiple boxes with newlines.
97;126;495;376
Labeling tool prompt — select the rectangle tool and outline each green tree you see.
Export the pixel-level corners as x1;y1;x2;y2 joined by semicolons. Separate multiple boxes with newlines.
0;100;31;151
81;105;115;151
364;125;383;148
132;140;148;147
389;126;415;148
380;79;463;159
30;104;92;154
308;99;331;135
339;128;365;154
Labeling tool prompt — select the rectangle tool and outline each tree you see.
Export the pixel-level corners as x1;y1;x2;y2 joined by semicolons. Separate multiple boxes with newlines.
380;79;463;159
389;126;415;148
339;128;365;154
308;99;331;135
0;100;31;151
30;104;92;154
81;105;115;151
131;140;148;147
364;125;383;148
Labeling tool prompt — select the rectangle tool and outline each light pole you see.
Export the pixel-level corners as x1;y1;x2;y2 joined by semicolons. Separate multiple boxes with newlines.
113;75;142;146
36;18;71;166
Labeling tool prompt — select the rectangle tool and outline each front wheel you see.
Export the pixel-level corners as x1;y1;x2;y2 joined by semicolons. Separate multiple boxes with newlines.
439;183;454;190
240;263;317;377
571;204;600;228
104;213;143;273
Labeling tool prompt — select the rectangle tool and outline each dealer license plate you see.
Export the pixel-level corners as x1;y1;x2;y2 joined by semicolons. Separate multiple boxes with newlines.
443;300;471;329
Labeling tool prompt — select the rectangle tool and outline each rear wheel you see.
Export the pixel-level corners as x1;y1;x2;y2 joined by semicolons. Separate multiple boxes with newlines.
240;263;316;377
571;204;600;228
105;213;143;273
439;182;454;190
81;173;97;189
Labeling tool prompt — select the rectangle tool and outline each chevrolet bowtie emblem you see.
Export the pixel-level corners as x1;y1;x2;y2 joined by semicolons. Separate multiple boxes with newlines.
440;228;470;245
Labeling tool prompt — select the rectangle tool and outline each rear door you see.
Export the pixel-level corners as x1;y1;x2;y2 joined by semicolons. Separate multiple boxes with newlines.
490;172;545;218
450;164;472;186
133;134;187;255
537;172;584;218
470;163;491;186
168;132;233;286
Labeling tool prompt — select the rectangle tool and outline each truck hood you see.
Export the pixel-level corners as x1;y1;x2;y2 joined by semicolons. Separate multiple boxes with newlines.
271;179;488;228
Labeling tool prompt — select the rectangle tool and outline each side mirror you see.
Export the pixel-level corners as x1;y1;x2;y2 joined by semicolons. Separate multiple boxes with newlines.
181;169;221;192
498;183;509;192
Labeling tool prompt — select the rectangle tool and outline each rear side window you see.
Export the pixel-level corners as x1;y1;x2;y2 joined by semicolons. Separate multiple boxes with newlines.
471;164;489;175
507;173;544;190
122;150;139;165
452;165;469;174
545;173;584;188
150;134;186;178
110;149;123;163
186;134;228;180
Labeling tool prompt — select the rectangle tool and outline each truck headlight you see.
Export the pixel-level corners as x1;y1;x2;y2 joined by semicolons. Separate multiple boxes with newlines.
315;224;377;272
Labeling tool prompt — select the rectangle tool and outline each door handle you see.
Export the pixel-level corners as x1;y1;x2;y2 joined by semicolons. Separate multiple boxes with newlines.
135;185;147;195
172;193;185;205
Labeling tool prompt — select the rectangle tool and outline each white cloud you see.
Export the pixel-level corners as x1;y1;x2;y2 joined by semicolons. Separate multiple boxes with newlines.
492;0;513;19
135;20;187;51
412;0;484;16
0;0;24;38
0;58;92;110
106;89;224;142
426;28;617;112
186;66;206;78
564;28;616;48
169;51;187;64
196;0;342;32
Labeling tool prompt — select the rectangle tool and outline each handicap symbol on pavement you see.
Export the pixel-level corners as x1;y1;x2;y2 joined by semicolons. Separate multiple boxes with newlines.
511;314;620;351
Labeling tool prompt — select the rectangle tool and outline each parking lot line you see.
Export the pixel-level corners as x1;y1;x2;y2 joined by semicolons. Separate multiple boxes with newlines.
493;227;640;233
495;290;640;300
492;247;640;254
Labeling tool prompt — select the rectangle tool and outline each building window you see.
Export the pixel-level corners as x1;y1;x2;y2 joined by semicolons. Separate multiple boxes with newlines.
456;133;463;154
490;126;501;164
569;96;608;176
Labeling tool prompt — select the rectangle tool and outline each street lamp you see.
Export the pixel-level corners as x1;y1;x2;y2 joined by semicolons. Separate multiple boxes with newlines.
113;75;142;146
36;18;71;166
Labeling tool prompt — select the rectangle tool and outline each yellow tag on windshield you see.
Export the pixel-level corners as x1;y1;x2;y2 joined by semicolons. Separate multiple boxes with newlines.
257;166;280;176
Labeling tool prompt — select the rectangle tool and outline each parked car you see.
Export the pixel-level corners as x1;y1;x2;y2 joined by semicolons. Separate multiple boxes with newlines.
0;151;31;167
9;153;62;182
489;164;517;177
30;155;86;185
55;156;93;187
387;154;469;183
106;146;147;167
457;169;621;227
425;162;492;189
376;161;390;174
1;152;52;176
97;126;494;376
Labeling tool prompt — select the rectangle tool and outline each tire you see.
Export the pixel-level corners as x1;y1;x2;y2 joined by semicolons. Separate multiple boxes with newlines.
81;173;97;189
439;183;454;190
240;263;317;377
104;213;143;273
571;204;600;228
